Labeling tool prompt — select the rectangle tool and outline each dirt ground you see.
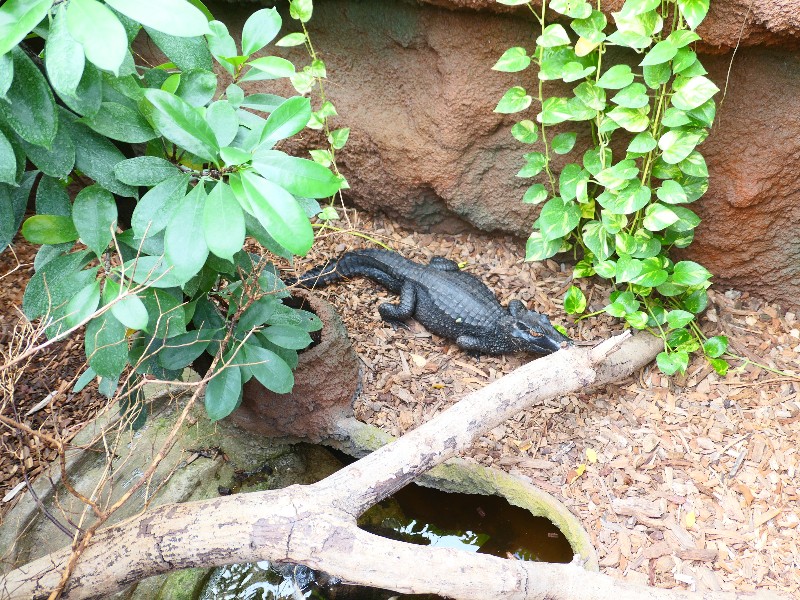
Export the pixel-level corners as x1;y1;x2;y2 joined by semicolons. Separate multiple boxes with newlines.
2;209;799;596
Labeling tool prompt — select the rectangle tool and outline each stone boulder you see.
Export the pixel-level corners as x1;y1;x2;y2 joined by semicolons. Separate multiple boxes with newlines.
211;1;800;309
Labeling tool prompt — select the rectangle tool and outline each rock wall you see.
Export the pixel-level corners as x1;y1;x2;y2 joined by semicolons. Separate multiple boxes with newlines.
211;0;800;309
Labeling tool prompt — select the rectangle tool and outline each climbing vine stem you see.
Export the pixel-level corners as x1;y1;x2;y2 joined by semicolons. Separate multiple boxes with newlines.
493;0;725;376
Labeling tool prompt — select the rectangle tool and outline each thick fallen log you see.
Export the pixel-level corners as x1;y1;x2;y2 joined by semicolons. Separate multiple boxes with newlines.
1;333;783;599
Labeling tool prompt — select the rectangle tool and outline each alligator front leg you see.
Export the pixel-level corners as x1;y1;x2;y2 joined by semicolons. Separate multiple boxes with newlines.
456;334;509;356
428;256;460;271
378;280;417;327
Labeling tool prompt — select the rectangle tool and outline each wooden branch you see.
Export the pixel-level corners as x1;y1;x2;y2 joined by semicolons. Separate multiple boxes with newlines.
6;332;779;600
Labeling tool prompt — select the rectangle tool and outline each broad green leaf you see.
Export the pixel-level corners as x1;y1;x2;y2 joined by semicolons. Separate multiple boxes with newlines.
517;152;546;178
596;64;634;89
328;127;350;150
240;93;285;112
525;231;561;261
667;309;694;329
143;88;220;162
595;159;638;190
289;0;313;22
672;260;711;286
563;286;587;314
204;182;245;261
672;75;719;111
0;129;15;184
583;146;612;176
136;287;187;335
669;206;701;232
615;254;643;283
22;250;92;319
606;290;638;316
233;171;313;256
205;364;242;421
262;324;312;350
709;357;729;376
276;32;306;47
511;120;539;143
642;203;679;231
601;212;627;235
251;149;340;198
0;0;52;56
550;0;592;18
164;183;209;282
72;185;118;257
625;311;649;329
658;128;703;164
244;342;294;393
35;176;71;217
0;173;33;251
640;39;678;66
0;48;57;148
103;278;149;331
616;0;660;17
552;132;577;154
22;215;79;245
66;0;127;75
656;351;683;375
174;68;217;107
607;106;650;132
571;10;607;43
686;99;716;128
0;53;12;99
536;24;571;48
246;56;296;79
677;0;709;30
593;259;616;279
158;330;212;370
668;30;701;48
106;0;209;37
683;289;708;313
582;221;613;261
131;174;191;238
628;131;657;154
611;83;649;109
606;30;651;50
147;27;212;72
79;101;157;143
258;96;312;149
558;164;588;201
58;62;103;117
114;156;180;186
493;47;530;72
629;258;667;286
615;232;636;255
220;146;251;166
85;311;128;378
598;181;651;214
560;61;595;82
538;196;581;241
46;5;86;99
64;280;101;328
495;86;532;114
703;335;728;358
206;100;239;147
17;121;75;179
573;81;606;111
522;184;548;205
678;151;708;177
538;97;572;124
642;62;672;89
59;111;137;197
73;367;97;393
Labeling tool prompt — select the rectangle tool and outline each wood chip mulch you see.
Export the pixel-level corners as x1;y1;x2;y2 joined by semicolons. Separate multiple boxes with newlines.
2;209;800;597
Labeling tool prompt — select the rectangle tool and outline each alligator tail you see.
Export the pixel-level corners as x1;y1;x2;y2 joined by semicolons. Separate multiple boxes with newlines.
285;259;343;288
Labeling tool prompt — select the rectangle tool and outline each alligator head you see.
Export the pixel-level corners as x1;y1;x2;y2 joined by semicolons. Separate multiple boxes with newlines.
504;301;572;355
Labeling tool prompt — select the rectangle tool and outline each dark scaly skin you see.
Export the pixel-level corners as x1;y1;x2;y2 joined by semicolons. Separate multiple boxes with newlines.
290;249;571;355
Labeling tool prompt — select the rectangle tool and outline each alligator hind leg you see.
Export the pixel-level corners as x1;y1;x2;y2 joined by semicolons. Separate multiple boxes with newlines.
378;280;416;327
429;256;460;271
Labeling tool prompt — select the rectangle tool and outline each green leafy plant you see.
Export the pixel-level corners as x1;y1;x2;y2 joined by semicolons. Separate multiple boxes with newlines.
494;0;728;375
0;0;344;422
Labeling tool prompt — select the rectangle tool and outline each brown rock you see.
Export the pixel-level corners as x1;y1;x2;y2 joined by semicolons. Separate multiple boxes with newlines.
208;1;800;308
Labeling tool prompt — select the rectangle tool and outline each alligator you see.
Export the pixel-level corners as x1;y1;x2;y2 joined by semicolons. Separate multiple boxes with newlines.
288;249;571;355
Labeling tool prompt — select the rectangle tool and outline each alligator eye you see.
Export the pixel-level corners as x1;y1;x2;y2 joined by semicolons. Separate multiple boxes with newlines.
514;321;541;336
